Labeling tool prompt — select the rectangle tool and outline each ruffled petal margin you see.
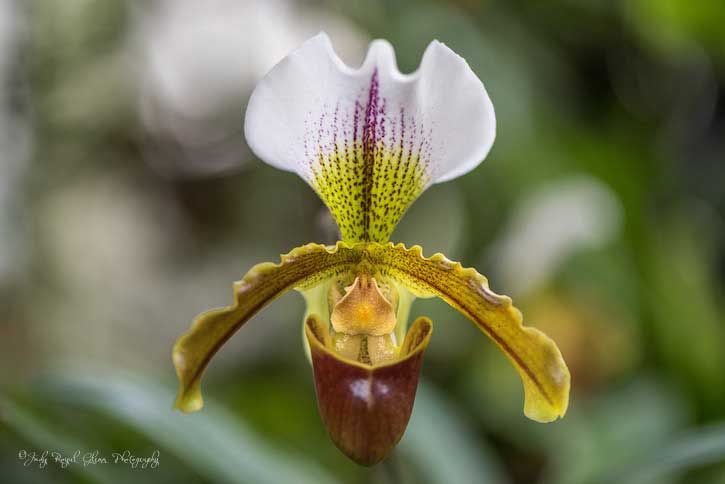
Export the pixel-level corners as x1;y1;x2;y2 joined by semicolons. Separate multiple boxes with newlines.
173;241;568;422
244;33;495;242
172;242;360;412
365;243;570;422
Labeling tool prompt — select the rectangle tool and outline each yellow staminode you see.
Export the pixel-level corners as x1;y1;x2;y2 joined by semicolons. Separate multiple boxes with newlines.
330;275;397;336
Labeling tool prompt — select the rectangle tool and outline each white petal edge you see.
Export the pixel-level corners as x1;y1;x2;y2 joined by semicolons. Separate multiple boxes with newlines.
244;31;496;185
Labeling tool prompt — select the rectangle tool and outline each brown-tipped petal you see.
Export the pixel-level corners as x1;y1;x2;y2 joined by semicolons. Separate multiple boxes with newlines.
305;315;432;466
172;242;363;412
365;243;570;422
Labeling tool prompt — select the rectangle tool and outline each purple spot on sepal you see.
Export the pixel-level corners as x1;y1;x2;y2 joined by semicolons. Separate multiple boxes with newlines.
297;63;435;242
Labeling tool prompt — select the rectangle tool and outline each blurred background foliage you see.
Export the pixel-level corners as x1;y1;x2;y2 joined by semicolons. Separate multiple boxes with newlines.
0;0;724;483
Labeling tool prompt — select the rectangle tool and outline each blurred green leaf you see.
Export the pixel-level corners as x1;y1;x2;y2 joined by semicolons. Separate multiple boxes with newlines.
34;369;338;484
541;378;687;484
644;214;725;414
0;395;116;484
603;423;725;484
624;0;725;59
399;381;509;484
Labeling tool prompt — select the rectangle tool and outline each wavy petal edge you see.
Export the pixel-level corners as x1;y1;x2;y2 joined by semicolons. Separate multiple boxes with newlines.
172;241;362;413
244;32;495;242
365;242;570;422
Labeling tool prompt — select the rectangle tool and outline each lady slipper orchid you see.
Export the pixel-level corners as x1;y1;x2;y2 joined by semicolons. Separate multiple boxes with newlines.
172;33;570;466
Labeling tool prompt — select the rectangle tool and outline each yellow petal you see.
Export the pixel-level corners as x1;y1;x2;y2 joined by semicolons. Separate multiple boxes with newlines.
174;240;569;422
365;243;570;422
172;242;361;412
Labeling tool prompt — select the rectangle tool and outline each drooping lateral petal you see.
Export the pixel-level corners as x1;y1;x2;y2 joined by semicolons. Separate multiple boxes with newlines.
364;243;570;422
245;32;495;243
172;242;363;413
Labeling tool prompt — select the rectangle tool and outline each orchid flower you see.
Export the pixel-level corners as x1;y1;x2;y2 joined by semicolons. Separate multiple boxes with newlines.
172;33;570;466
